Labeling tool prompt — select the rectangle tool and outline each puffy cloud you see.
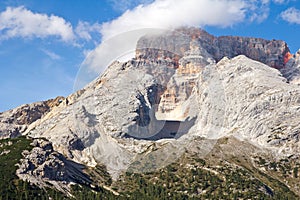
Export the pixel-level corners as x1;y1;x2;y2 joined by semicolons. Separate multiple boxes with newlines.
0;6;103;46
80;0;273;80
101;0;248;41
281;7;300;24
0;6;75;42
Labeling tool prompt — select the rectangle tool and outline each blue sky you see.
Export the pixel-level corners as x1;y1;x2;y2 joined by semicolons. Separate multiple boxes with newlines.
1;0;300;112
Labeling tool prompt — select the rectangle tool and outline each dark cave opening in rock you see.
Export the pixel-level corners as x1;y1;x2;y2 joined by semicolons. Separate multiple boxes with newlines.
125;117;196;141
148;117;197;140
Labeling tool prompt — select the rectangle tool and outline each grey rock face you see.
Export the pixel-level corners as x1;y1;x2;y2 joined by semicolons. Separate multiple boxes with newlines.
25;55;300;179
16;138;91;193
280;50;300;84
0;97;64;139
212;56;300;155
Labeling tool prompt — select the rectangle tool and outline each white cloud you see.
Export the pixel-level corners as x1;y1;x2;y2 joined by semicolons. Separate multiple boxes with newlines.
108;0;154;12
75;21;102;41
41;49;61;60
273;0;286;4
0;6;103;46
273;0;283;3
0;6;75;42
78;0;273;81
281;7;300;24
248;0;270;23
101;0;248;41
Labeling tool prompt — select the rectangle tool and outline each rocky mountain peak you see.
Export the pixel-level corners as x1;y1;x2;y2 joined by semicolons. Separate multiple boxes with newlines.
2;28;300;197
136;28;290;69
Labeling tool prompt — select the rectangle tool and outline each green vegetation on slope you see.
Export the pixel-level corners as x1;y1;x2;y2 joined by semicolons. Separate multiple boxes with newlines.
112;154;298;199
0;136;66;200
0;136;299;200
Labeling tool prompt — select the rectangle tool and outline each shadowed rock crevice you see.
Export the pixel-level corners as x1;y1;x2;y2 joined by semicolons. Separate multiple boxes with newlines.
126;117;197;140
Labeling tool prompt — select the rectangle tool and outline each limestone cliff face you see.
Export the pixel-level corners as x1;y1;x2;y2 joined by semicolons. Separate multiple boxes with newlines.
136;28;289;69
156;39;214;121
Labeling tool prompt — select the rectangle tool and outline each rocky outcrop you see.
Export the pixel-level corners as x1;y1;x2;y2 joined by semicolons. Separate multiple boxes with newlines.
0;96;64;139
280;49;300;84
16;138;91;193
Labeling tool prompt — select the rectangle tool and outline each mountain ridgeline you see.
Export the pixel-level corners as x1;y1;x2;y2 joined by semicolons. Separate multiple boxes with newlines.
1;28;300;199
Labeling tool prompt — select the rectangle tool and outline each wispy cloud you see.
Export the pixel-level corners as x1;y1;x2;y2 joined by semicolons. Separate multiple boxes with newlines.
41;49;62;60
281;7;300;24
75;21;101;41
0;6;75;42
108;0;154;12
248;0;270;23
273;0;287;4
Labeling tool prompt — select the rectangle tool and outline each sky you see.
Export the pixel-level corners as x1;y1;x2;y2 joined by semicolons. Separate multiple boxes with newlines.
1;0;300;112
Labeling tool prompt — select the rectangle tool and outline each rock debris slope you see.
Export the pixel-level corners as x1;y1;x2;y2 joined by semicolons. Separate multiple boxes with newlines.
1;28;300;187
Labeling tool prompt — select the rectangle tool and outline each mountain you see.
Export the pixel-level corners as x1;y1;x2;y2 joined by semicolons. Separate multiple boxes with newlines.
0;96;64;139
1;28;300;199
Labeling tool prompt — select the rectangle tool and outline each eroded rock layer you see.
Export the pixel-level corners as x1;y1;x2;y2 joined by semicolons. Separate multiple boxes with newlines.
136;28;289;69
